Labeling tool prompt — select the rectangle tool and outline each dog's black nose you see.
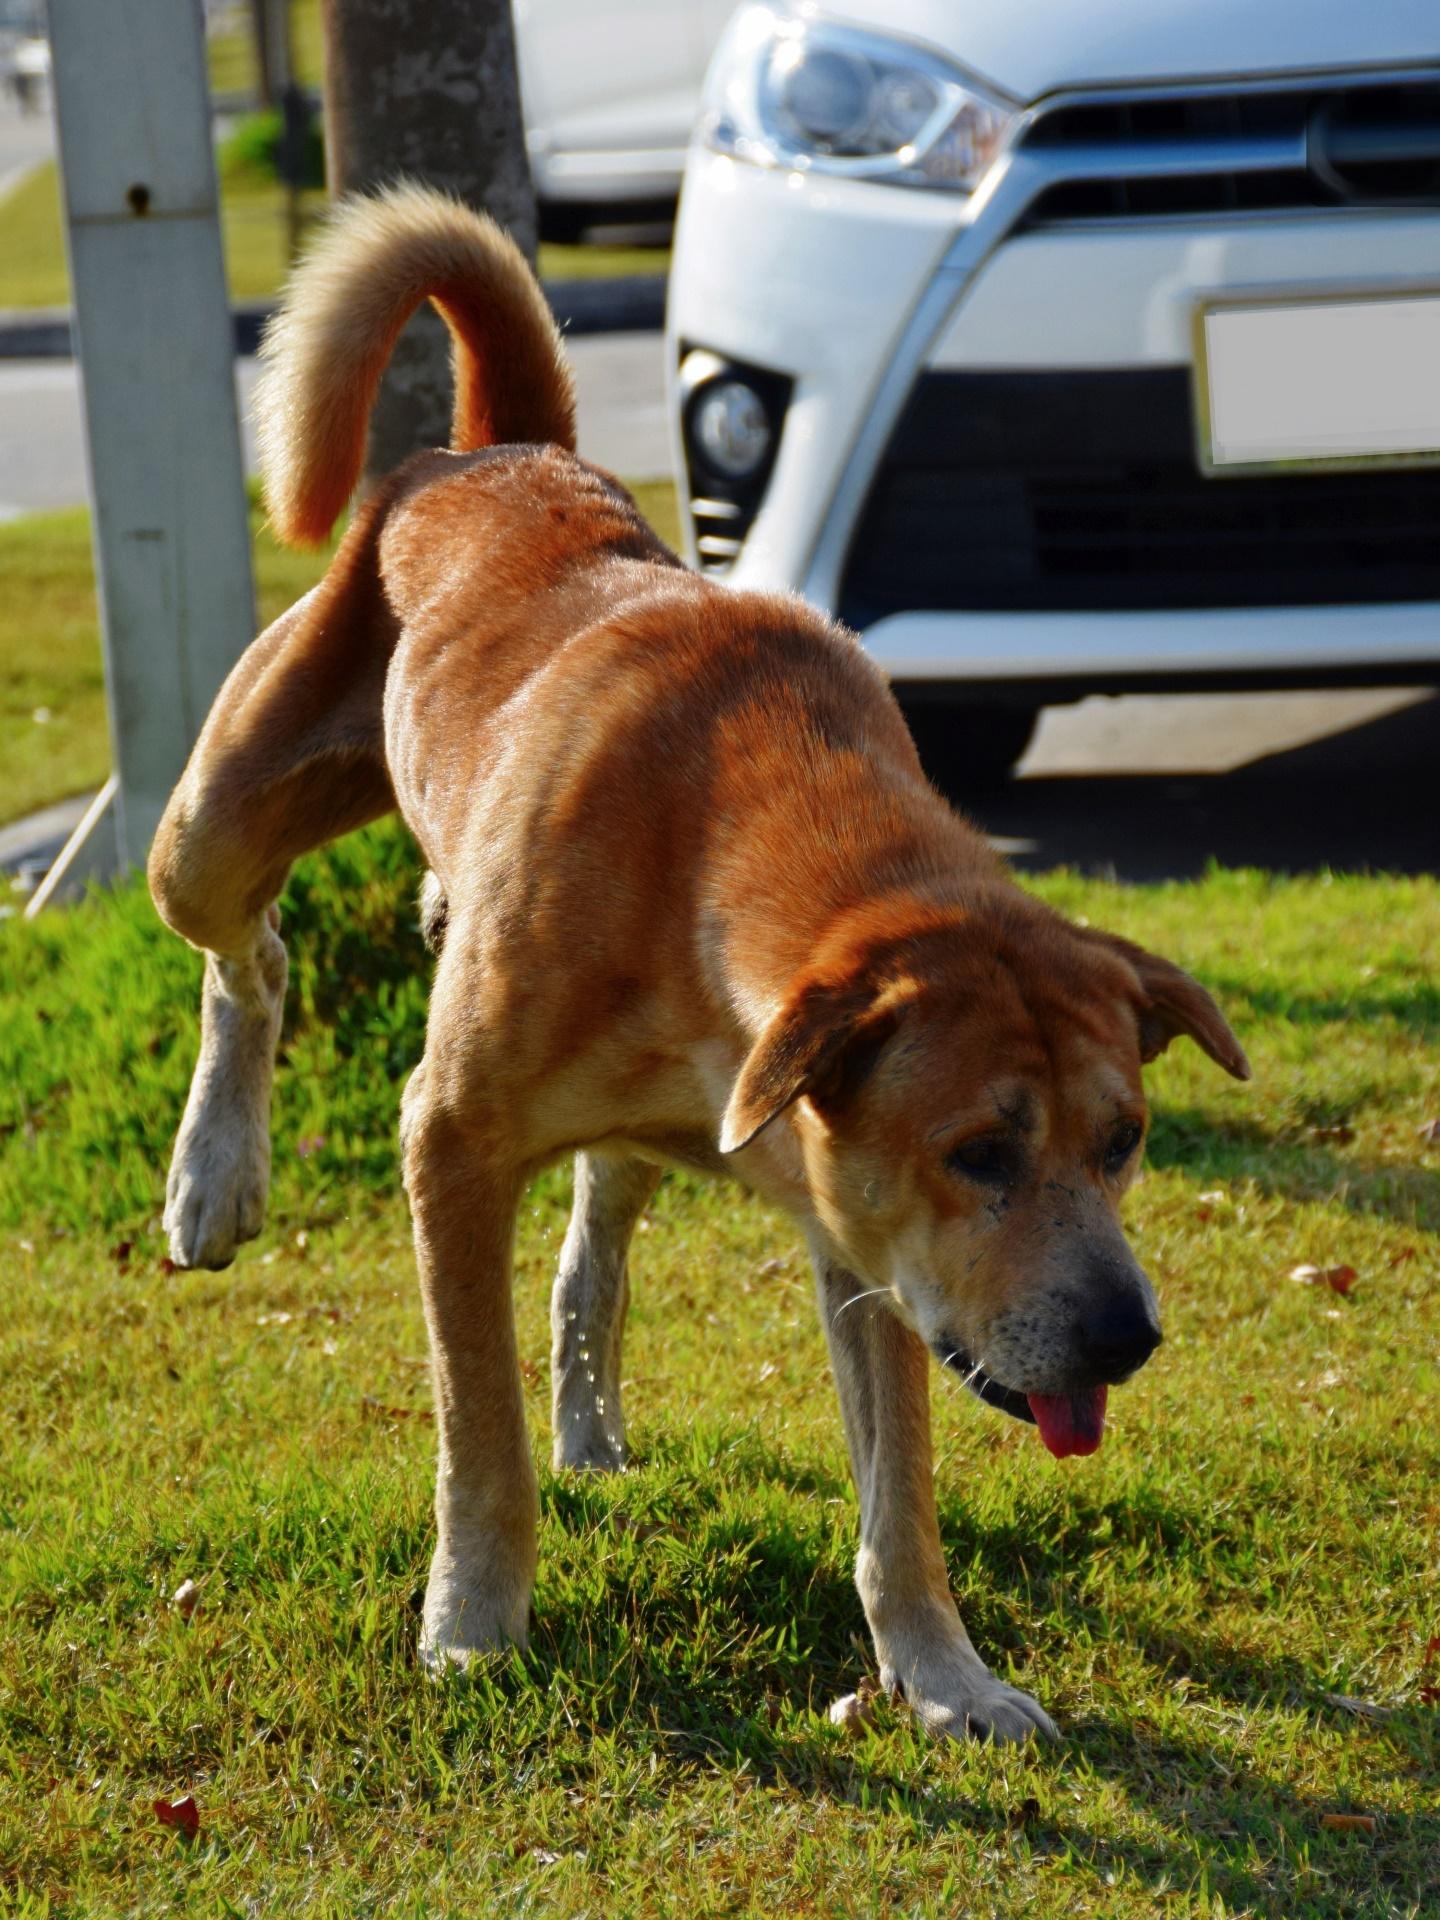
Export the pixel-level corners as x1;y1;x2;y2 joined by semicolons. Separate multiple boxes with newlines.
1076;1297;1162;1383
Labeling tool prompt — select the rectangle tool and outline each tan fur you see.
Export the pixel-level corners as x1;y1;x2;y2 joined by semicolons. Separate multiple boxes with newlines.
254;183;576;546
151;187;1248;1744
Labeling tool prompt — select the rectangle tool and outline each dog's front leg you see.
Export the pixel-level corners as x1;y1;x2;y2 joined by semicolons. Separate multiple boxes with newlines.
813;1255;1057;1743
404;1080;537;1666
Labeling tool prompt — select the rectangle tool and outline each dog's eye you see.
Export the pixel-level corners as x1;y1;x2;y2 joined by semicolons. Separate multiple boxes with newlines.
947;1136;1014;1185
1105;1119;1143;1173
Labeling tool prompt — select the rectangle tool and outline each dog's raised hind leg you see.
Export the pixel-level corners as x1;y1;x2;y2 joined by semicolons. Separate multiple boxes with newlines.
149;507;398;1269
161;910;289;1269
550;1151;662;1471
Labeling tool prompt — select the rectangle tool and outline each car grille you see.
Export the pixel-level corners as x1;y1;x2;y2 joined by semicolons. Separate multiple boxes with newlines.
1018;76;1440;224
837;369;1440;623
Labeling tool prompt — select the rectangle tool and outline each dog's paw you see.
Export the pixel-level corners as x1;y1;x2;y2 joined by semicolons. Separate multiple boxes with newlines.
882;1652;1058;1745
164;1116;270;1270
551;1413;626;1474
419;1552;530;1673
913;1676;1057;1745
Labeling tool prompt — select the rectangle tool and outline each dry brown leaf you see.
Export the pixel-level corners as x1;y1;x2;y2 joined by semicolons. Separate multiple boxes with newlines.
1323;1693;1394;1721
153;1794;200;1838
1288;1264;1358;1295
360;1395;433;1422
827;1691;877;1734
1417;1119;1440;1144
1319;1813;1377;1835
1310;1124;1355;1145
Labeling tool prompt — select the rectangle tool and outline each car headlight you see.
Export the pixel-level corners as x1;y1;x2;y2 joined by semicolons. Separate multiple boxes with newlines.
700;4;1017;192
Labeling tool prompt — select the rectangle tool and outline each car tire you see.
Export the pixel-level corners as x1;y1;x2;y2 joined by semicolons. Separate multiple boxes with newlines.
899;702;1039;791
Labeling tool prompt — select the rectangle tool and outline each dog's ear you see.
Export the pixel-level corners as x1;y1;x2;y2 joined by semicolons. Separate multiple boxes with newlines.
719;975;907;1155
1100;934;1250;1081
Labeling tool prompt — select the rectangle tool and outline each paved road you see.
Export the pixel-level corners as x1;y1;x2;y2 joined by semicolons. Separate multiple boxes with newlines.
1;320;1435;880
0;332;676;520
998;686;1436;878
0;94;52;202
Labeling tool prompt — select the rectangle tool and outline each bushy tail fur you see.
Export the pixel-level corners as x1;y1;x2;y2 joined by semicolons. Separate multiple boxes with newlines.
255;183;577;548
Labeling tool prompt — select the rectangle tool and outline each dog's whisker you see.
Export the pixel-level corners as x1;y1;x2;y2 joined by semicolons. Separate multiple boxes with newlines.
831;1285;890;1325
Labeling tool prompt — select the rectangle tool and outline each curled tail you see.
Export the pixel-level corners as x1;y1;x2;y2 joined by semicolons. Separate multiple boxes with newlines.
255;183;576;548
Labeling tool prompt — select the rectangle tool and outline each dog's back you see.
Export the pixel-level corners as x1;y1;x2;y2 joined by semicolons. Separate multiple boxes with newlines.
245;183;938;949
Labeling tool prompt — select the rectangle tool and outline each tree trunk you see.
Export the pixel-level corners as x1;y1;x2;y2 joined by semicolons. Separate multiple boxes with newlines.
319;0;537;479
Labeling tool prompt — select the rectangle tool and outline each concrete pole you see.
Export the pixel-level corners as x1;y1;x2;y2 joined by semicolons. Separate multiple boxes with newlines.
48;0;256;871
320;0;537;477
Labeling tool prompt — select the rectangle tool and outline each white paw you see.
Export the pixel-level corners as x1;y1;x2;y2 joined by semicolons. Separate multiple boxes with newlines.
419;1550;530;1673
165;931;284;1270
552;1413;626;1474
883;1657;1058;1745
164;1111;271;1270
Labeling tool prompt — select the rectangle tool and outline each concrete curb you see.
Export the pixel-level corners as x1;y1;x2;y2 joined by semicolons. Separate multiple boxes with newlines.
0;274;667;360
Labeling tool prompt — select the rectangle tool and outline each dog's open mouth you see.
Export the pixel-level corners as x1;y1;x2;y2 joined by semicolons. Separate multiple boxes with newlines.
940;1348;1108;1459
940;1347;1035;1424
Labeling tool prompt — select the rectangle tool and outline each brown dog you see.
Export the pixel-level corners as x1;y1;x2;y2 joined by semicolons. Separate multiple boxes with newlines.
149;185;1249;1744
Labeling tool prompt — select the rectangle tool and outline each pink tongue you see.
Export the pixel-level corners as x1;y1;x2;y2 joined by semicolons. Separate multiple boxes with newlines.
1027;1386;1109;1459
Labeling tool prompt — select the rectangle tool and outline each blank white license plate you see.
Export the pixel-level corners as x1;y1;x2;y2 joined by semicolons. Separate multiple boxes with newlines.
1196;291;1440;474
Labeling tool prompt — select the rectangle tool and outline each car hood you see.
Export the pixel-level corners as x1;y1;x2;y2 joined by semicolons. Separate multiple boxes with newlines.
816;1;1439;104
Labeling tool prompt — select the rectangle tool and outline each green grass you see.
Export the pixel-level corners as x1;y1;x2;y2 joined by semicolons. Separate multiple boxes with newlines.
2;843;1436;1914
207;0;324;101
0;160;669;313
0;482;679;827
0;160;328;311
0;505;331;825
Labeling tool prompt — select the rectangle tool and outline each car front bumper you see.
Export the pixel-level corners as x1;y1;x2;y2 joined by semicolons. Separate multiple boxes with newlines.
667;89;1440;688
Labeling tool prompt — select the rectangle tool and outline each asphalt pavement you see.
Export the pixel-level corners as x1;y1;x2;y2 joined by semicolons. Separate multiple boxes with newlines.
997;686;1436;878
0;332;676;520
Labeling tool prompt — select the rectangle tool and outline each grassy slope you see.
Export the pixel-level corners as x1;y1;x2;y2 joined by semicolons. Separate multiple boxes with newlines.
0;482;680;827
1;843;1436;1916
0;506;332;825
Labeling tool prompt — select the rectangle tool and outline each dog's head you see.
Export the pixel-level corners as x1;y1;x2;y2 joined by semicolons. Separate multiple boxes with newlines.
720;894;1249;1456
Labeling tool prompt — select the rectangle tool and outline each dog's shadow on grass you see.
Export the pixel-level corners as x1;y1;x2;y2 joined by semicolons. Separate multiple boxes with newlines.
1147;1105;1440;1228
501;1439;1436;1917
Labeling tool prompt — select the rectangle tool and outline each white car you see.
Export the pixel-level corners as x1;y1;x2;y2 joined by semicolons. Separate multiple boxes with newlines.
516;0;734;230
667;1;1440;779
